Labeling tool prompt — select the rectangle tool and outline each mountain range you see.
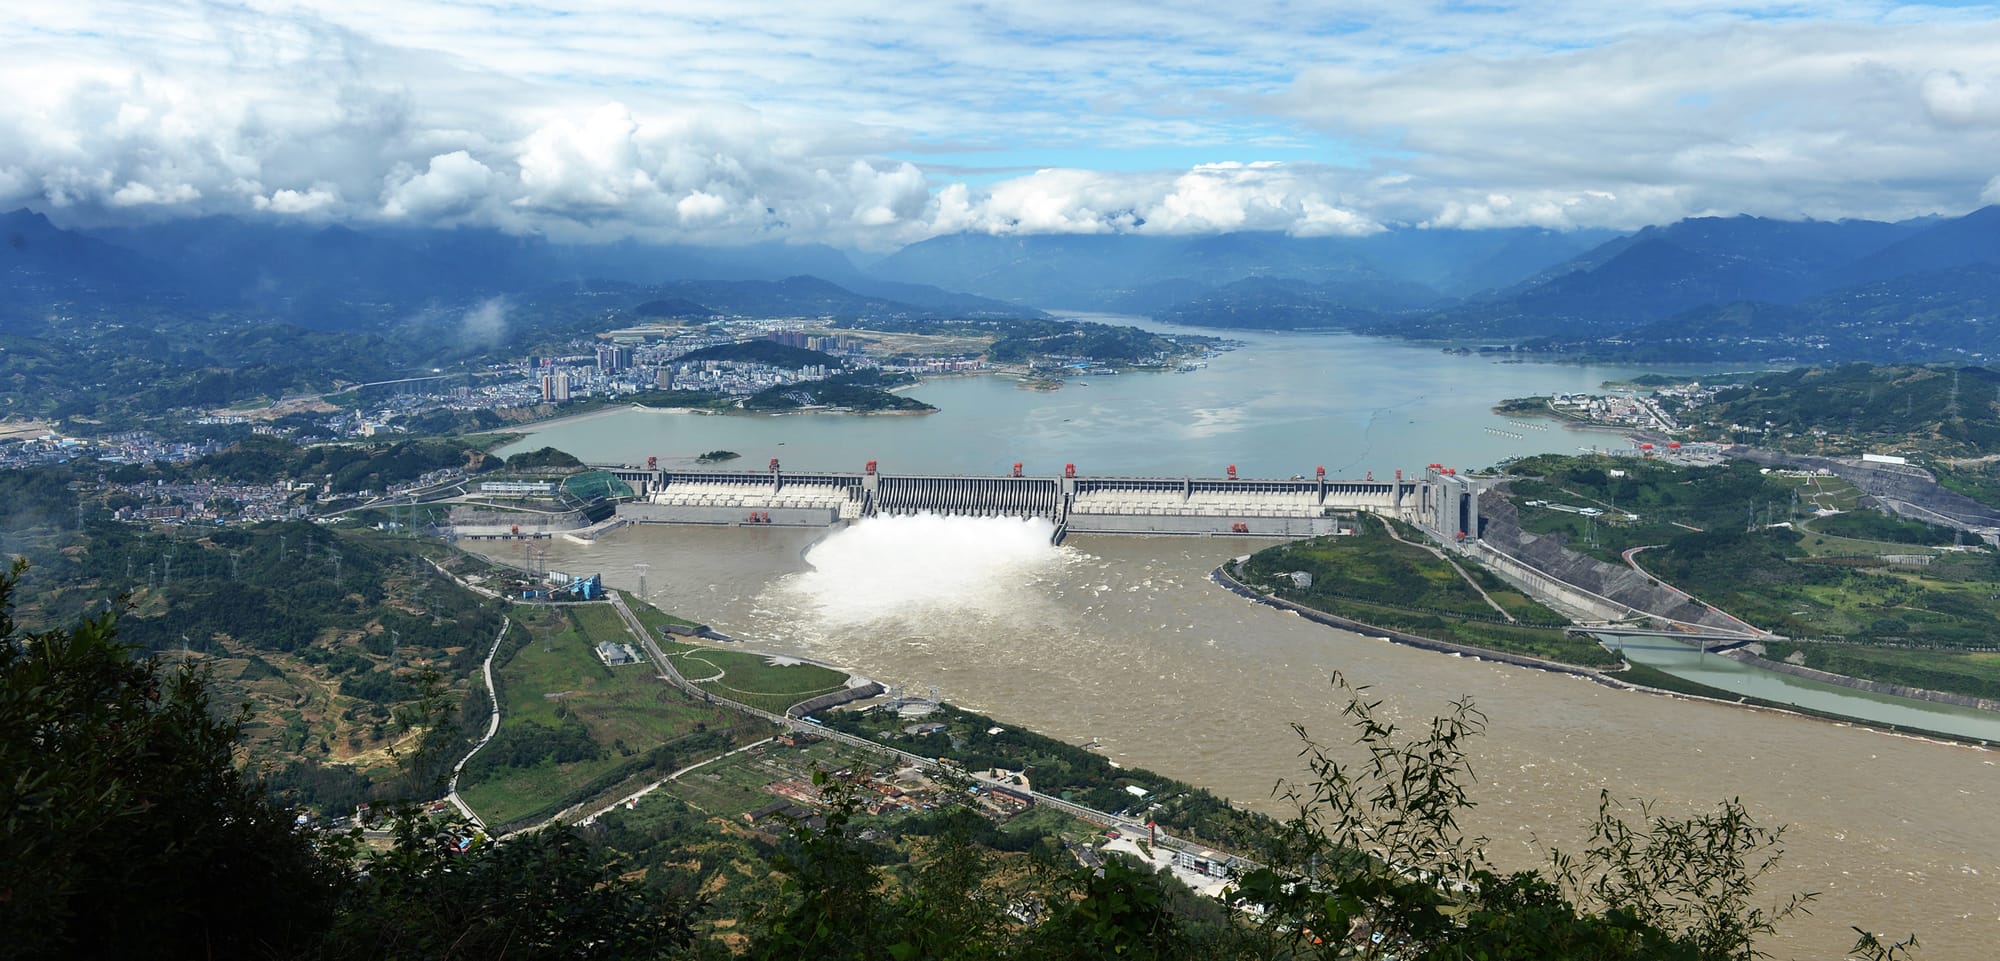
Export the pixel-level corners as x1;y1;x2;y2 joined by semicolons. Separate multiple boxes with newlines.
7;205;2000;362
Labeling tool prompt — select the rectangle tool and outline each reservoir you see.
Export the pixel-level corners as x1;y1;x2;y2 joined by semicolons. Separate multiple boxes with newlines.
489;328;1997;956
495;323;1646;476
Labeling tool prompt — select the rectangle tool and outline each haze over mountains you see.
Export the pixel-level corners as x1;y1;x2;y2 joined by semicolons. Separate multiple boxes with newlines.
6;204;2000;362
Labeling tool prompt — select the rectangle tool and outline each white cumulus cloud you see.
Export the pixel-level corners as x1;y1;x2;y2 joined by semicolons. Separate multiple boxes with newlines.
257;185;341;214
383;151;494;218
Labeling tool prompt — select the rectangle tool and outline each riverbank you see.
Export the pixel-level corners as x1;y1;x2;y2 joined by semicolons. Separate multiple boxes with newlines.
1211;560;1999;750
1210;562;1616;681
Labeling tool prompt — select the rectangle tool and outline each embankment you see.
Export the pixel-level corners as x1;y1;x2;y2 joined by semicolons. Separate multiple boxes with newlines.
1209;563;1612;682
1474;496;1746;633
1725;649;2000;713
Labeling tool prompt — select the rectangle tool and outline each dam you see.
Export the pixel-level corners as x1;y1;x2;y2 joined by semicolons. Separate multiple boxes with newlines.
600;459;1483;541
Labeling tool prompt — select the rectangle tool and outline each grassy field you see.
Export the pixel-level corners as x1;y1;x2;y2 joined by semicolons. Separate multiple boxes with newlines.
457;604;770;826
618;590;706;632
659;639;851;715
621;589;851;711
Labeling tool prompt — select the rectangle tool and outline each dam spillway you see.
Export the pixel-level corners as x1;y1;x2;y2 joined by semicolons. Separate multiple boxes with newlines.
601;462;1464;541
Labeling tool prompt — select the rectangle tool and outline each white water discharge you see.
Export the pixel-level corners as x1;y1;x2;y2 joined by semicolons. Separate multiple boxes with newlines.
781;514;1080;628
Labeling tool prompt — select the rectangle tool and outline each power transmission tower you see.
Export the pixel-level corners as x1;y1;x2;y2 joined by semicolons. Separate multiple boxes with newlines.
634;562;650;598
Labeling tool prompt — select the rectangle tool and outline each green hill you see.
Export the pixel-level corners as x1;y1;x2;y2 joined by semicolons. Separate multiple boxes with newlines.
674;339;844;369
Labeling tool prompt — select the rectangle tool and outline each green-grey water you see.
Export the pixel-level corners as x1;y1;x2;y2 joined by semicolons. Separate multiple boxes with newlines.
497;321;1646;476
1615;638;2000;740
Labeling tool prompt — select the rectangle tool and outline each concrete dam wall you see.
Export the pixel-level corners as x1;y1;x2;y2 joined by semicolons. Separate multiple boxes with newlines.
593;464;1434;539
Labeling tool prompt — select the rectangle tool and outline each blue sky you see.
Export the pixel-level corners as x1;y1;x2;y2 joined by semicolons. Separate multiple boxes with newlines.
4;1;2000;247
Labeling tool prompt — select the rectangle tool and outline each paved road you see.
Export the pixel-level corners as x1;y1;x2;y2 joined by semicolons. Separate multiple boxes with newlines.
1621;545;1766;638
576;736;778;826
446;617;512;829
1382;518;1516;622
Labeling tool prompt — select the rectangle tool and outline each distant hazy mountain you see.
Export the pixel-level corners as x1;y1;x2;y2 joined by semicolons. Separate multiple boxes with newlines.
1397;211;1979;341
1154;275;1439;330
12;203;2000;363
1526;262;2000;363
1845;205;2000;285
621;275;1035;323
2;207;167;299
4;212;1035;328
867;226;1613;312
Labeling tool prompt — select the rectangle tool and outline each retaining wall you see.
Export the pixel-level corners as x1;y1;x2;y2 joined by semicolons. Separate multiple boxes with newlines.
789;682;887;718
1725;649;2000;713
1476;497;1745;633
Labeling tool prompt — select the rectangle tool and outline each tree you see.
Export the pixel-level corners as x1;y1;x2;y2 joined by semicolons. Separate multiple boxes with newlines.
1232;673;1817;961
316;815;702;961
0;560;345;960
747;772;898;960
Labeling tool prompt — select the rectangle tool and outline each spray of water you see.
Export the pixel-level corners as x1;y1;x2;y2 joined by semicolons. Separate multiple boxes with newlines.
781;514;1079;628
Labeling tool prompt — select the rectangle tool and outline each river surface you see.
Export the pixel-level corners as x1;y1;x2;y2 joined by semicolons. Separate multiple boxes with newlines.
495;321;1649;476
487;328;1999;956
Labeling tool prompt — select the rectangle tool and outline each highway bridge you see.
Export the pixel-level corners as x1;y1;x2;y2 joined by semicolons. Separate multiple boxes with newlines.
598;459;1490;542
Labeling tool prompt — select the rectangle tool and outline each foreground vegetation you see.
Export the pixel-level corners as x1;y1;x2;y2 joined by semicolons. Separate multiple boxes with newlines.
6;560;1919;959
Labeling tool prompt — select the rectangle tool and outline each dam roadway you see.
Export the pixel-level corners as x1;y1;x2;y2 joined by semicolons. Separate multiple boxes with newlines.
596;460;1485;541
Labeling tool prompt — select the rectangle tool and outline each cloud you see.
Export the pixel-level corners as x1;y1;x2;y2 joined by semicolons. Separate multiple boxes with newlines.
458;297;509;350
676;190;730;225
1923;69;2000;127
2;2;1999;247
257;185;340;214
110;181;202;207
1278;20;2000;226
926;163;1379;237
382;152;492;218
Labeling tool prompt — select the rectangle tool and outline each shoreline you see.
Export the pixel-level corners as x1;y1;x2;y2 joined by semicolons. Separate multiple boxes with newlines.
1208;562;1997;752
495;396;938;444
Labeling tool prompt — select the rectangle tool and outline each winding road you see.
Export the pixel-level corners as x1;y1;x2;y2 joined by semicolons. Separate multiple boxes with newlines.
446;616;512;829
1620;545;1767;638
